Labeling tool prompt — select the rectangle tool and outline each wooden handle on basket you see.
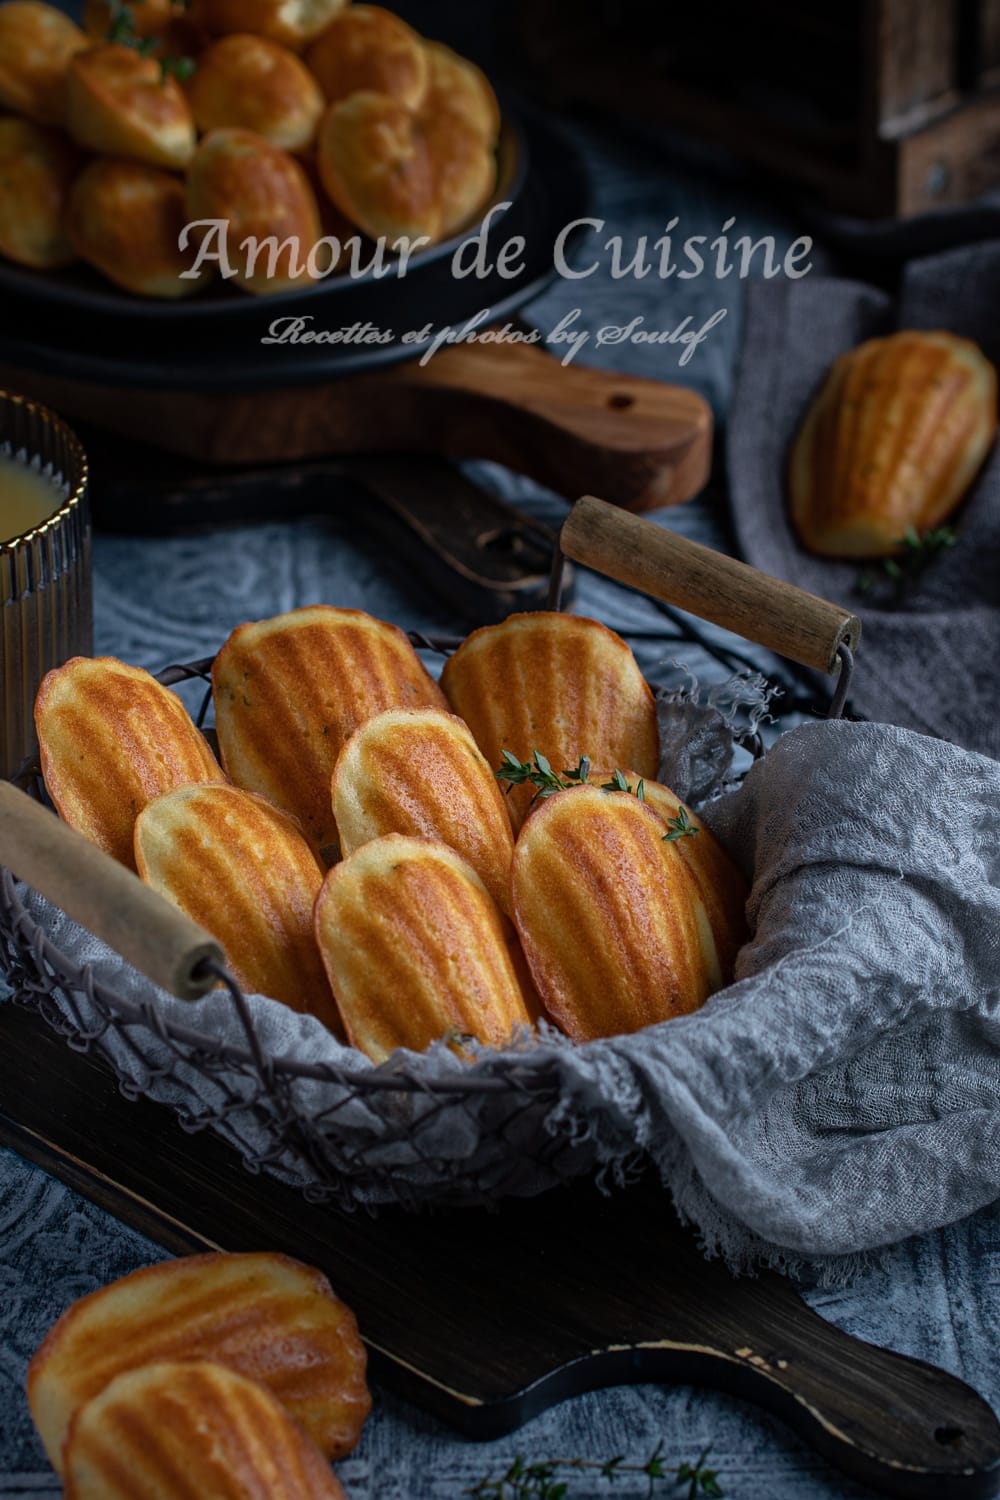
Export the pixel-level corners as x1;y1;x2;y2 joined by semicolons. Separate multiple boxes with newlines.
0;782;222;1000
561;494;861;674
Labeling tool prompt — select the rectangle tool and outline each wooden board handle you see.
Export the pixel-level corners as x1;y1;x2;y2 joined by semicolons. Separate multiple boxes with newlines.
561;494;861;674
0;782;222;1000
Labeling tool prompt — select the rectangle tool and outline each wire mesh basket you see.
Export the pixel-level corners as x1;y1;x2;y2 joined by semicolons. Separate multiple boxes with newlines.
0;497;861;1211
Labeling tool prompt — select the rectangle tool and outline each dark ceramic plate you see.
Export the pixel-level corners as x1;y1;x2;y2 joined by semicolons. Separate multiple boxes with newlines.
0;109;590;389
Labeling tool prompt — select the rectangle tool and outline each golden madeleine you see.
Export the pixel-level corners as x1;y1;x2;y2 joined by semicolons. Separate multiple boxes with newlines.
0;1;87;125
192;0;347;50
35;655;224;870
331;708;515;914
66;42;196;168
305;5;428;109
67;157;205;298
0;117;80;268
314;835;533;1062
513;786;719;1042
27;1251;371;1473
212;606;447;853
135;783;342;1030
790;329;998;557
63;1361;348;1500
82;0;172;40
441;613;659;832
187;33;324;150
186;127;322;293
422;40;500;146
317;89;493;243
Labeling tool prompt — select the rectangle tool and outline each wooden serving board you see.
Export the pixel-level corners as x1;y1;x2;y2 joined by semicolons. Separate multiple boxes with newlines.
0;338;712;513
2;1001;999;1500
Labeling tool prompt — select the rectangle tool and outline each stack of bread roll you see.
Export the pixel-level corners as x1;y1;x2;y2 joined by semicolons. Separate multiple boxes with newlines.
34;605;750;1060
0;0;500;295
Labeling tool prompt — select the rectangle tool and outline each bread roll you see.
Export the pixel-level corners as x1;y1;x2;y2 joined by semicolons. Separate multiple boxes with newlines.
0;116;80;268
185;127;322;293
314;834;533;1062
135;783;343;1031
67;157;206;297
422;40;500;147
66;42;196;168
789;329;998;557
0;1;87;125
441;612;659;831
212;605;448;854
35;655;225;869
186;33;324;150
331;707;515;914
191;0;348;51
305;5;428;109
27;1251;371;1473
63;1361;348;1500
513;786;718;1041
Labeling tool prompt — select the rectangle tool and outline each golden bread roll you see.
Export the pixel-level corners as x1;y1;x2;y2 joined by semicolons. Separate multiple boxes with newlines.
331;708;515;914
422;40;500;146
0;117;80;268
789;329;998;557
35;655;224;870
316;89;494;243
590;770;749;981
82;0;172;40
191;0;348;50
67;157;205;298
27;1250;371;1473
62;1360;348;1500
186;33;325;150
512;785;719;1041
314;834;533;1062
305;5;428;109
441;612;659;832
134;783;342;1030
212;605;447;854
66;42;196;168
185;127;322;293
0;1;87;125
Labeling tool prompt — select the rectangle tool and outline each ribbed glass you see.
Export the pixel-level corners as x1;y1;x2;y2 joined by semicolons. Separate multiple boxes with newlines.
0;393;91;780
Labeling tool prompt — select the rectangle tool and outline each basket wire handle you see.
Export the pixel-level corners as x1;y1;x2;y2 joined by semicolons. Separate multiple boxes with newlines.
0;781;222;1001
556;495;861;686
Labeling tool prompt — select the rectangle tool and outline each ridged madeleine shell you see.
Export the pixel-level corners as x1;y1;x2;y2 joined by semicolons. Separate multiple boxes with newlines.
27;1251;371;1474
212;606;447;854
789;329;998;557
513;786;718;1041
313;834;533;1062
134;783;341;1031
63;1360;347;1500
331;708;515;914
441;612;659;832
35;656;225;871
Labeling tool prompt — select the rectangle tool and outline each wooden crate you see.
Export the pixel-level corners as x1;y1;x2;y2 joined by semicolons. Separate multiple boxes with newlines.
516;0;1000;217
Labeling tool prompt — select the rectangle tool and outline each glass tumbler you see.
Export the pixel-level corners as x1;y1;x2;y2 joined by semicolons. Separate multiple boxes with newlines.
0;392;91;780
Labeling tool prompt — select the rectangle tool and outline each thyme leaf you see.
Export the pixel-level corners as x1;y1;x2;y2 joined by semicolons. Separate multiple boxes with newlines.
663;806;700;842
465;1443;723;1499
854;524;956;602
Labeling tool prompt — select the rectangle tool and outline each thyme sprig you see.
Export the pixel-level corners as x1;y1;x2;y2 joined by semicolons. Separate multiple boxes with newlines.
663;805;699;842
105;1;196;81
854;524;956;602
466;1442;723;1499
496;751;698;841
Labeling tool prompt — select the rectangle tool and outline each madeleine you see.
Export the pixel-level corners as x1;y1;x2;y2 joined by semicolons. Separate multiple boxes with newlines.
67;158;205;298
192;0;347;50
186;127;323;293
422;40;500;146
66;42;196;168
35;655;224;869
62;1361;348;1500
0;1;87;124
0;117;80;268
314;835;533;1062
135;783;342;1031
305;5;428;109
187;33;324;150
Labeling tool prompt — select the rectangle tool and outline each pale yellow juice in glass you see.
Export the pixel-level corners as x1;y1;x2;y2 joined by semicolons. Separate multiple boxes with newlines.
0;451;64;540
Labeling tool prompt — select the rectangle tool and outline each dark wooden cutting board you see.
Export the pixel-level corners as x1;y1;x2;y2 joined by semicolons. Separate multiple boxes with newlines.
1;999;998;1500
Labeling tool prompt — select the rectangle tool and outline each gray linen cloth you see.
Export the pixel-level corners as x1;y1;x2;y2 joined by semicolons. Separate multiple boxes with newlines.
728;244;1000;760
19;693;1000;1275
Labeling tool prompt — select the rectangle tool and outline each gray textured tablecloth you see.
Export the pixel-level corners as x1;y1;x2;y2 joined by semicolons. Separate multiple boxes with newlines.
5;116;1000;1500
